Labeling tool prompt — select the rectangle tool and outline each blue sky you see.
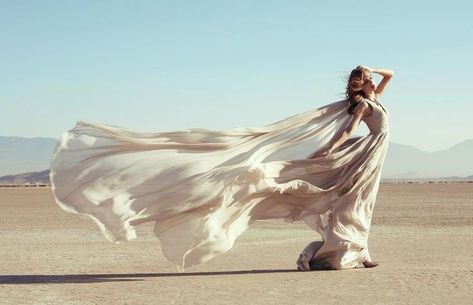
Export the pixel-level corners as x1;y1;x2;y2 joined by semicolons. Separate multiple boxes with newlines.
1;0;472;151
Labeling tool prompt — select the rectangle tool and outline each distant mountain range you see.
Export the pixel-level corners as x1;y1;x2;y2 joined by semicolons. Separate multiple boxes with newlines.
0;169;50;185
0;136;57;176
0;135;472;183
383;139;473;178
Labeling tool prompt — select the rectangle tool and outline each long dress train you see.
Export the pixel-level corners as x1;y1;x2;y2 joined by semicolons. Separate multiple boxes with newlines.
49;97;389;271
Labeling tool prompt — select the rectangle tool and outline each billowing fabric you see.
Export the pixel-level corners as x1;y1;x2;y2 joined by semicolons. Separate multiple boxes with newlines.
49;98;389;271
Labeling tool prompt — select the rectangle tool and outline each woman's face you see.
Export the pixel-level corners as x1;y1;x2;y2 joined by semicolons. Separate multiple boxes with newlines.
362;73;376;95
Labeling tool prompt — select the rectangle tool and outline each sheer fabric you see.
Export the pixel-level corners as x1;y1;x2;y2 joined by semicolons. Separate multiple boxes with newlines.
50;98;389;270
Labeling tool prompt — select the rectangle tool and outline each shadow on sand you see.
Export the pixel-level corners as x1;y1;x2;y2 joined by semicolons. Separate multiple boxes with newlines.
0;268;330;284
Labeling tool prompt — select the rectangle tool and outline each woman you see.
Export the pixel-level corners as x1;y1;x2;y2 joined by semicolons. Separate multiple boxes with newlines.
297;65;394;270
49;65;393;271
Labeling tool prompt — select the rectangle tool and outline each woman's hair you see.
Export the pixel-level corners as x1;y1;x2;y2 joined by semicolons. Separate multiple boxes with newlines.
346;66;371;114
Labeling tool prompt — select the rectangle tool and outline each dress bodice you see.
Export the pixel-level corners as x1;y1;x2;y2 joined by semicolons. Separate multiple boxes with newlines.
361;98;389;134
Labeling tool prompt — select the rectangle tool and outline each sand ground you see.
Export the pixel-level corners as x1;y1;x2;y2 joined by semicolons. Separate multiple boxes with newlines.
1;183;472;305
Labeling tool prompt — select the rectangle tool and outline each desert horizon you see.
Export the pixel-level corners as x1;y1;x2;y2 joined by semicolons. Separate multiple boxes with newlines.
2;136;473;179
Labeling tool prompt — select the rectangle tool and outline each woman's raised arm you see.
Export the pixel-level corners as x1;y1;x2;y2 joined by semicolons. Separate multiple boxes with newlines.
372;68;394;98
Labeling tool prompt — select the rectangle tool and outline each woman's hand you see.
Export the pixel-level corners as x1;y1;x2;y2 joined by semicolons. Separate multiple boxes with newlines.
307;146;334;159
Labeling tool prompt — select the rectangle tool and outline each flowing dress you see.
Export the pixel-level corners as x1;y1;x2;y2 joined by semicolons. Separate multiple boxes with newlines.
49;97;389;271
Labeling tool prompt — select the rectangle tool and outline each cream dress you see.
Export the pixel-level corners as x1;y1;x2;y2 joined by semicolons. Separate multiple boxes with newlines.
49;97;389;271
296;97;389;270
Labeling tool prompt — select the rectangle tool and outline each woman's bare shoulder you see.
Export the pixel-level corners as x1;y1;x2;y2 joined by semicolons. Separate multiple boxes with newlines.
358;99;374;118
353;100;372;117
